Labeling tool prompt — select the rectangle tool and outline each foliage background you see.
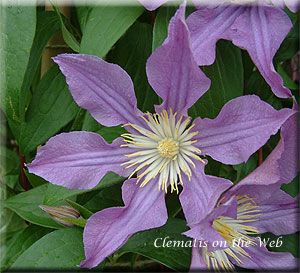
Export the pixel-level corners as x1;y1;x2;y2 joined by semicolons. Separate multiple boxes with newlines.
0;0;299;271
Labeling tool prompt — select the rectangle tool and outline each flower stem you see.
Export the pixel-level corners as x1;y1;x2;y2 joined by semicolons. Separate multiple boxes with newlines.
19;153;30;191
151;10;156;27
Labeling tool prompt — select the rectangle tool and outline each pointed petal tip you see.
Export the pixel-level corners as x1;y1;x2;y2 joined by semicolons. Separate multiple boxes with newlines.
79;259;94;269
52;53;70;63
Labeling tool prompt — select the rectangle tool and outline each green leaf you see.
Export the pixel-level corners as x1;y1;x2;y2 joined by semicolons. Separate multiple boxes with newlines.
75;5;92;33
65;199;93;219
1;225;50;271
80;4;144;58
189;40;244;119
25;169;47;188
281;173;299;198
82;111;103;132
19;10;60;123
61;217;87;228
277;64;299;90
274;15;299;63
70;108;87;131
204;157;236;181
44;172;124;206
246;71;284;110
4;172;124;228
118;218;191;271
19;65;79;155
96;125;127;144
3;184;63;228
11;228;84;269
0;146;20;189
152;5;177;52
83;183;123;213
233;154;258;184
51;1;80;52
0;208;25;243
0;5;36;136
166;190;182;217
108;22;159;112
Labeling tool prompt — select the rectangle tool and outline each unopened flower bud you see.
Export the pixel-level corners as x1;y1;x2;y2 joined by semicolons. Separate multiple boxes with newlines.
39;205;81;227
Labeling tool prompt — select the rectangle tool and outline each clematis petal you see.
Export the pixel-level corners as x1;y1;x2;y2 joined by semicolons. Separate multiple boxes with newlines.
225;105;298;194
183;197;237;252
53;54;143;127
138;0;169;10
255;189;299;235
179;160;232;225
187;5;244;66
190;247;207;270
27;132;133;190
80;178;167;268
230;239;298;270
230;6;293;98
146;2;210;116
276;105;299;184
193;95;295;165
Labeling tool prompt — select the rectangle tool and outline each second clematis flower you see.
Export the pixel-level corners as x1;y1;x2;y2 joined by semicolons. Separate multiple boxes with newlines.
181;106;299;271
27;3;295;269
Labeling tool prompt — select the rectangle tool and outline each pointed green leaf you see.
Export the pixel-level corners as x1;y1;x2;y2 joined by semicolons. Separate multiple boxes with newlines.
19;10;60;123
1;225;50;271
19;65;79;155
0;4;36;137
51;1;80;52
4;172;124;228
152;5;177;52
11;228;84;269
80;3;144;58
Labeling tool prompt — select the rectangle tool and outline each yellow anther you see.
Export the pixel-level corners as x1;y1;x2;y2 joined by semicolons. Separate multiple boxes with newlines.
157;138;179;158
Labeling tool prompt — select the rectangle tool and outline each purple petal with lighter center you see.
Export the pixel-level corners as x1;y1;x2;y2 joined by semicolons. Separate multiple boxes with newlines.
138;0;169;10
230;238;298;270
53;54;143;127
27;132;133;190
187;5;245;66
146;3;210;116
230;6;293;98
193;95;295;165
179;160;232;225
80;178;167;268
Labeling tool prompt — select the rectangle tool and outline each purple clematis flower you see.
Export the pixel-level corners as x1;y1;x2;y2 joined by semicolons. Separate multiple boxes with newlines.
187;1;294;99
181;107;299;271
27;3;295;269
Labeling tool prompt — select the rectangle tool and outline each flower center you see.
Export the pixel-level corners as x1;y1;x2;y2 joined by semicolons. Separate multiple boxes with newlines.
203;195;262;271
157;138;179;159
120;109;204;193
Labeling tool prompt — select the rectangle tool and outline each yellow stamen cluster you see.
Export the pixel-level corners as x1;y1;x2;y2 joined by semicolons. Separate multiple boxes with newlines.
120;109;204;193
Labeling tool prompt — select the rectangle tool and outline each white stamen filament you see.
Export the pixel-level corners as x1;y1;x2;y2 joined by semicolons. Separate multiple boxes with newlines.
121;109;204;193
